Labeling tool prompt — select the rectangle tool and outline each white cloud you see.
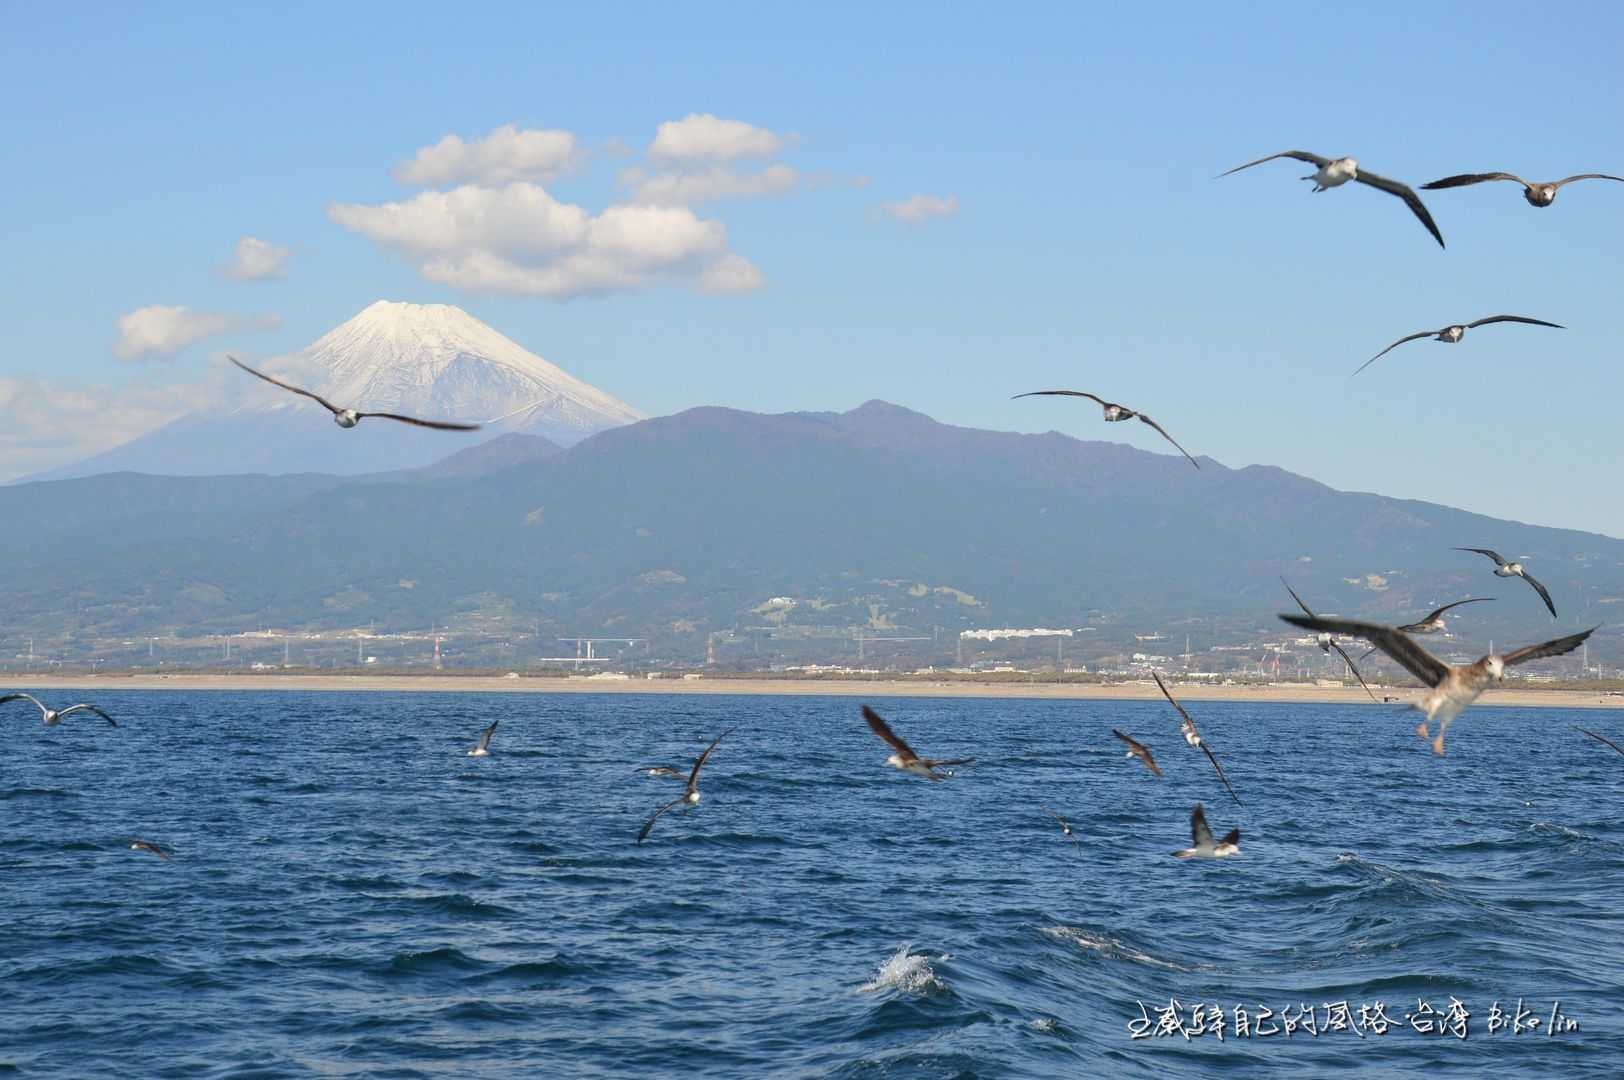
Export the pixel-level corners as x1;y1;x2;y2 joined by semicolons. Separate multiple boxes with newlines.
393;124;584;186
217;236;291;281
0;375;217;481
329;182;756;299
697;253;766;294
648;113;790;162
113;305;282;361
621;163;799;206
880;193;960;224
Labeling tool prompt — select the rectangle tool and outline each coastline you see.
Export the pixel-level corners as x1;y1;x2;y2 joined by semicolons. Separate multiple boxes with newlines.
7;673;1623;709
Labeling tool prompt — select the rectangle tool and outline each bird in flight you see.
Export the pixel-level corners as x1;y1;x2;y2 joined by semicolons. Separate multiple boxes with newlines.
1353;315;1563;376
1218;150;1445;248
636;729;732;844
1150;671;1240;803
1456;548;1556;619
862;705;974;781
1575;727;1624;756
1279;614;1594;754
1279;581;1379;702
1042;805;1081;847
0;693;116;727
1421;170;1624;208
1171;804;1240;859
636;765;688;779
1360;598;1494;660
1111;729;1162;777
229;356;481;432
467;719;498;757
129;840;171;860
1012;390;1200;468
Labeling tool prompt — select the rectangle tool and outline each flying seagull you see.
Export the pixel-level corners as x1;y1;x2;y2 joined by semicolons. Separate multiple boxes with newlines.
467;719;498;757
1280;581;1379;702
1111;729;1162;777
1354;316;1563;376
1042;805;1081;846
1218;150;1445;248
1421;171;1624;208
1279;614;1594;754
129;840;171;860
229;356;481;432
1171;804;1240;859
862;705;974;780
1012;390;1200;468
0;693;116;727
1360;598;1494;660
1149;671;1241;804
1456;548;1556;618
1575;727;1624;756
636;728;732;844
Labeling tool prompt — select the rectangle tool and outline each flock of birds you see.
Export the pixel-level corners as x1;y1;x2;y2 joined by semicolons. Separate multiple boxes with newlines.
8;148;1622;861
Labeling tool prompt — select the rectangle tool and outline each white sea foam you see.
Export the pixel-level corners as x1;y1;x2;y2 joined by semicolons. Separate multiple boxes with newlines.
858;943;947;994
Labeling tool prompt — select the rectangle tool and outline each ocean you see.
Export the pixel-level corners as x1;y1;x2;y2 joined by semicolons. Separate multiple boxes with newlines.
2;689;1620;1078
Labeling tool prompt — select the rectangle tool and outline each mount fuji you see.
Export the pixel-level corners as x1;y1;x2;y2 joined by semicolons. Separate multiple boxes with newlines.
33;301;644;479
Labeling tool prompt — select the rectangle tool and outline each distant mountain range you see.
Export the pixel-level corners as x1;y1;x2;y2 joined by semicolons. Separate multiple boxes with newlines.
28;301;641;480
2;401;1620;667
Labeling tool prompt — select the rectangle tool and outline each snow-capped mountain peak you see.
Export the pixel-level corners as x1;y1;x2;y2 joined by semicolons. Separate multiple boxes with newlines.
258;300;644;440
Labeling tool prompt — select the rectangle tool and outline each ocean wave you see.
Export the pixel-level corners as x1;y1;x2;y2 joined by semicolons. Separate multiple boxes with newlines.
858;944;949;995
1039;925;1190;972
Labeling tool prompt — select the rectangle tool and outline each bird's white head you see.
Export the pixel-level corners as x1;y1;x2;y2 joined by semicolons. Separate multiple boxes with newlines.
1442;326;1466;342
884;753;906;770
1507;562;1523;575
686;790;702;804
1338;157;1358;174
335;410;360;428
1485;655;1506;681
1316;632;1333;650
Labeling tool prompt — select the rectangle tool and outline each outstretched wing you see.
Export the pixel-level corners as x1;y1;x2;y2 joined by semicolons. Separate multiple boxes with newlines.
1189;804;1214;848
229;356;344;415
636;797;687;844
1012;389;1110;408
357;411;483;431
1519;571;1557;618
1552;174;1624;189
1576;726;1624;755
1134;414;1200;469
1201;744;1242;805
862;705;920;763
477;719;499;751
1216;150;1329;177
0;692;45;714
58;704;117;727
1150;670;1198;733
1280;578;1317;619
1464;314;1564;331
1278;614;1452;688
1421;597;1493;623
1455;547;1507;566
922;757;975;769
1501;627;1595;668
1353;329;1437;376
1352;169;1446;249
1329;640;1379;703
1420;171;1528;191
687;728;733;788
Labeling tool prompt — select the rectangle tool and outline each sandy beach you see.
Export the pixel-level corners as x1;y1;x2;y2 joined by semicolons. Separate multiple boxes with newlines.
8;673;1623;709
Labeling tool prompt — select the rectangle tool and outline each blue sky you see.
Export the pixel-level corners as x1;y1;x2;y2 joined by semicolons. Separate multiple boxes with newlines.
4;3;1622;533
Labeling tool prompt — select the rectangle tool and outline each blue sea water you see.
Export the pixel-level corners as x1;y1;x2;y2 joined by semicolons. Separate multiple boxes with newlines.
2;689;1621;1078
